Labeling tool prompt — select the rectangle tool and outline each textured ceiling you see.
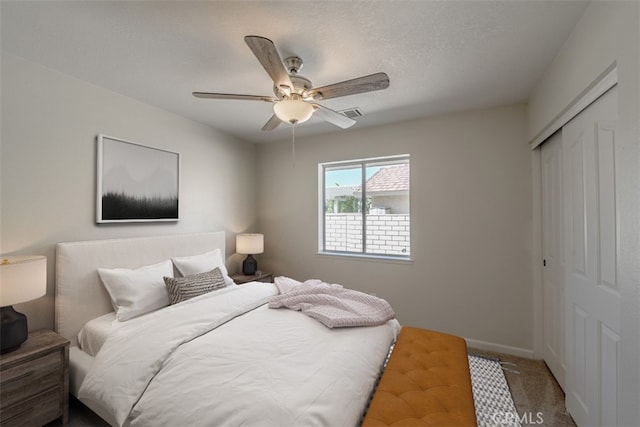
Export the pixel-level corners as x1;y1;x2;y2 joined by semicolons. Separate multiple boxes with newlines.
1;1;589;143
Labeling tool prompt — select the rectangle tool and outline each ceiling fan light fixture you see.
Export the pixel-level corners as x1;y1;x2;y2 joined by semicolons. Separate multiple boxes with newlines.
273;99;314;124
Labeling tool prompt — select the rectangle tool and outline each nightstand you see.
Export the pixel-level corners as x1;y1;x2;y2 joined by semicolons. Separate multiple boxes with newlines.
0;329;69;426
231;271;274;284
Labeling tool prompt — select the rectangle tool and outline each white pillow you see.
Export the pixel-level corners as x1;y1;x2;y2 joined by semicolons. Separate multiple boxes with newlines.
98;260;173;321
171;249;235;286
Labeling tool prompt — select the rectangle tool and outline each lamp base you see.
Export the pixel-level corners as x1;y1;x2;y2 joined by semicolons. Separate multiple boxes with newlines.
1;306;28;354
242;254;258;275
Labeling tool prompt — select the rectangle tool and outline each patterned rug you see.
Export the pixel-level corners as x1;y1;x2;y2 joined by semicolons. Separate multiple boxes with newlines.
469;354;521;427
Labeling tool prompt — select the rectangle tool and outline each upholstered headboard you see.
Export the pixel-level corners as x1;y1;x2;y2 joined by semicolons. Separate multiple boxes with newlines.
55;232;226;346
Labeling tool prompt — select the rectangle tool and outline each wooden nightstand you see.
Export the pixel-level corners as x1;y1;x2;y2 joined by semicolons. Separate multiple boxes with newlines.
0;329;69;426
231;271;274;284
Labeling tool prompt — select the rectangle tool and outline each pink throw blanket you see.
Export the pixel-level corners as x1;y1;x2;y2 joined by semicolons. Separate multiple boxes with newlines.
269;277;395;328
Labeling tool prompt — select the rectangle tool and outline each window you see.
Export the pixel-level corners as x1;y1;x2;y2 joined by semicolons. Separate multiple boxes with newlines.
319;155;410;259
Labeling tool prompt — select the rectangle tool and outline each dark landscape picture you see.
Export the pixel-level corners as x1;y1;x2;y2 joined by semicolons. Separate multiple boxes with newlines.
98;136;179;222
101;192;178;220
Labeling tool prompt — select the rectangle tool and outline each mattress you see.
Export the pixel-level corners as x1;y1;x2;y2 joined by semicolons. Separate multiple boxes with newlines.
77;312;116;357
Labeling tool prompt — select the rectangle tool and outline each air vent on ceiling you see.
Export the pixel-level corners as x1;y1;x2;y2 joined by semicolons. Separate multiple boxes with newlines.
339;107;364;119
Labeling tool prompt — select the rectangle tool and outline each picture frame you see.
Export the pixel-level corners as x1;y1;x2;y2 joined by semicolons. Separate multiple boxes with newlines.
96;134;180;223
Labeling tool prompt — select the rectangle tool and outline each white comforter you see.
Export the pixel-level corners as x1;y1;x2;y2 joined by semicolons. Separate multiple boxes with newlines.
79;282;400;427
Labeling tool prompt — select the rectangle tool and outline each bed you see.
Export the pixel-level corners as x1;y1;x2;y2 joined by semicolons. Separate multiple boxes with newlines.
55;231;401;426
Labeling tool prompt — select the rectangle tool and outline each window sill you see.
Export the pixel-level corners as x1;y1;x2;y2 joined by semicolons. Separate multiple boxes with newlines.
316;252;414;265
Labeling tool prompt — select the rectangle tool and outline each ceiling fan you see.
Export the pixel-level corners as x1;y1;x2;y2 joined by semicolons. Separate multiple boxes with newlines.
193;35;390;131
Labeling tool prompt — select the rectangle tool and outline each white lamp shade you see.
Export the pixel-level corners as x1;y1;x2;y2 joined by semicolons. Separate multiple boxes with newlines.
0;256;47;307
236;234;264;255
273;99;314;124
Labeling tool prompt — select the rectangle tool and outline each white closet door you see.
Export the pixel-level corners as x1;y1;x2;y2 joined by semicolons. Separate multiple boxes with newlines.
541;131;565;390
563;86;620;426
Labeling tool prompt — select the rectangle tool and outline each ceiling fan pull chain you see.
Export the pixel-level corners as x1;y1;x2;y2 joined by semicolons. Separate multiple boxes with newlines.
292;122;296;168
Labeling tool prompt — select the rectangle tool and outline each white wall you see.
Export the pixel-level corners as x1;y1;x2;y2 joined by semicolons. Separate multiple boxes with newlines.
527;2;639;424
257;104;533;354
0;53;258;331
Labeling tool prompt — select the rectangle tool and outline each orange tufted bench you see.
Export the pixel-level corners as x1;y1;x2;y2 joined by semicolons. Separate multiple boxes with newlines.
362;327;477;426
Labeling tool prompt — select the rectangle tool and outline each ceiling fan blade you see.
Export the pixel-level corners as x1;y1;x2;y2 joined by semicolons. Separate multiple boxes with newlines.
262;114;282;131
312;104;356;129
193;92;277;102
244;35;293;92
307;72;390;100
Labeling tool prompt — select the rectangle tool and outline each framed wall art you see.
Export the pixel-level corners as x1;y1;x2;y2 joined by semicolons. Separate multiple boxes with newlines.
96;135;180;223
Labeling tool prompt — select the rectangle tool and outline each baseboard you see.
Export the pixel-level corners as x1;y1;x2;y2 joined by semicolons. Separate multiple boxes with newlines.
465;337;535;359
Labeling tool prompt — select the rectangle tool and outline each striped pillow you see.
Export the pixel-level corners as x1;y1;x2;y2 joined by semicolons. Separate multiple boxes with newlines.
164;267;226;305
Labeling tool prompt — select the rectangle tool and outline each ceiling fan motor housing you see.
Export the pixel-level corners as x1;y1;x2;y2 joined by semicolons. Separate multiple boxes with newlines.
273;74;313;99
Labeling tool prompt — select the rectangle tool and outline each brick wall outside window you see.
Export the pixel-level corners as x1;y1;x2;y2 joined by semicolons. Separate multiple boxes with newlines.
325;213;410;256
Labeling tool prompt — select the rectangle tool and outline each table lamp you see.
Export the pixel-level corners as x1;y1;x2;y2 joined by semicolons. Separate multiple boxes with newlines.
0;256;47;353
236;234;264;275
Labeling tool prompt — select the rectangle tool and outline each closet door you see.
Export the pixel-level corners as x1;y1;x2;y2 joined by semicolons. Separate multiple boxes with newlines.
563;86;620;426
541;131;565;390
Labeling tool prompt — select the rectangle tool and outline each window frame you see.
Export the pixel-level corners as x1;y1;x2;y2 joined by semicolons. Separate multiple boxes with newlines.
318;154;411;261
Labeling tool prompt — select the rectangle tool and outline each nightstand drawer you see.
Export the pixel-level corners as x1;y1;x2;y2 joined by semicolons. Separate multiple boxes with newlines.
0;329;69;426
0;385;62;427
0;350;62;408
